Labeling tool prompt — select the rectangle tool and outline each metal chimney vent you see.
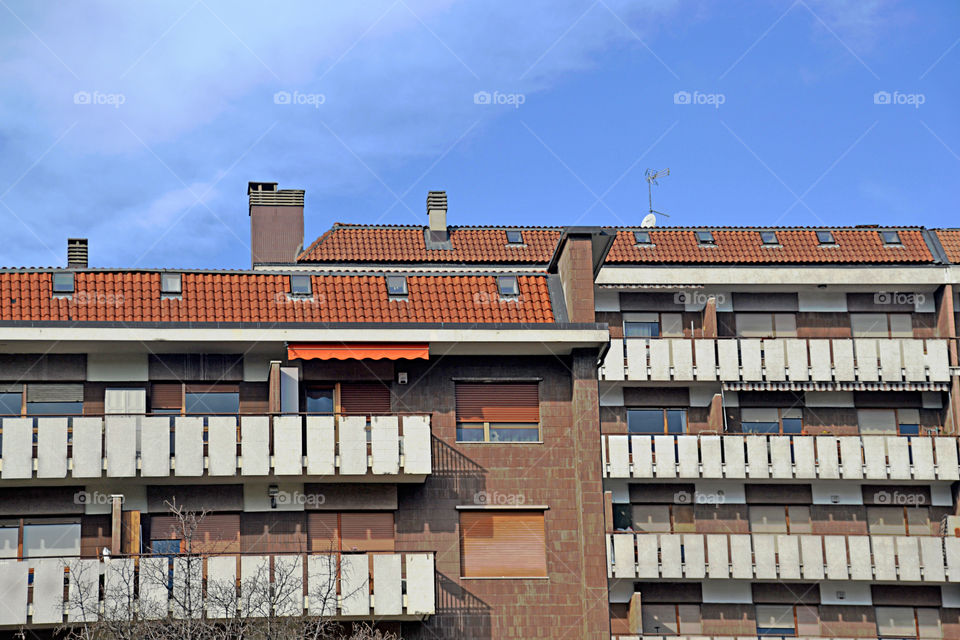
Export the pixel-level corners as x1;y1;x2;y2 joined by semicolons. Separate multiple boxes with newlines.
67;238;88;268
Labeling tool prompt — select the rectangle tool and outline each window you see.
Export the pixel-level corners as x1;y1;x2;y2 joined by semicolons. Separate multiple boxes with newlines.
735;313;797;337
305;387;334;414
0;392;21;416
816;230;835;245
875;607;927;638
695;230;715;245
22;522;81;557
640;604;702;635
624;313;683;338
25;384;83;415
0;525;18;558
340;512;395;552
459;511;546;578
339;382;391;416
760;230;779;245
505;230;524;245
858;408;921;436
756;605;797;637
880;230;902;245
289;274;311;295
851;313;912;338
184;388;240;415
151;383;182;414
741;408;803;434
386;275;408;297
627;409;687;435
455;382;540;442
497;275;519;297
634;230;652;245
161;272;182;294
52;272;75;293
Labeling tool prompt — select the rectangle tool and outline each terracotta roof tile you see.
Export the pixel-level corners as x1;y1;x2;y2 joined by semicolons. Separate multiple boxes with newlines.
0;272;554;324
298;225;560;263
605;229;934;264
935;230;960;263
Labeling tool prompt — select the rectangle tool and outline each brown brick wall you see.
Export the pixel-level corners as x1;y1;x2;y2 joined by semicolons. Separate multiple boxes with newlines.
556;235;596;323
393;353;609;640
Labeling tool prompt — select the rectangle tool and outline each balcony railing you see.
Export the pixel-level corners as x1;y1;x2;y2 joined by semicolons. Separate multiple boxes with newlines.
601;433;960;481
0;414;432;481
606;532;960;583
599;337;951;384
0;550;435;627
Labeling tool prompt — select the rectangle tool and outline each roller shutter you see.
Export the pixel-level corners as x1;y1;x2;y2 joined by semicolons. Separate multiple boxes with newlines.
455;383;539;423
339;383;391;415
340;513;394;552
459;510;547;578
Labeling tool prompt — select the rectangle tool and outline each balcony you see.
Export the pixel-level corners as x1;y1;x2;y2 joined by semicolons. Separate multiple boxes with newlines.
0;551;435;627
0;414;432;481
601;433;960;481
606;532;960;583
600;337;951;385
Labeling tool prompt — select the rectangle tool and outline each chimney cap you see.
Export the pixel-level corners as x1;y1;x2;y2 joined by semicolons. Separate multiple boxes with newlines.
427;191;447;209
67;238;88;269
248;181;278;194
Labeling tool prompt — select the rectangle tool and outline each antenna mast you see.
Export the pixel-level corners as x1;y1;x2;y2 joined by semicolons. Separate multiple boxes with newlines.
645;168;671;217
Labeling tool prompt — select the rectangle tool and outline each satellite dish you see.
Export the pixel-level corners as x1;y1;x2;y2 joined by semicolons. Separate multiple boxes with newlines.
641;213;657;228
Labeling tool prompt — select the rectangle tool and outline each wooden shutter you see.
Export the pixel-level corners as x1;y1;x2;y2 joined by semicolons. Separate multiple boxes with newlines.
240;513;306;553
26;383;83;402
455;383;539;422
459;511;547;578
308;513;340;552
151;383;182;410
340;513;395;552
339;383;391;415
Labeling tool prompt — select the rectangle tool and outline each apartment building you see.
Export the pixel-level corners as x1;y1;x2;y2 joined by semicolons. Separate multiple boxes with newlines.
1;180;958;640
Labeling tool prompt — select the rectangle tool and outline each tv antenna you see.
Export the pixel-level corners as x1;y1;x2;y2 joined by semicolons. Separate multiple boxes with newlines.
645;168;671;220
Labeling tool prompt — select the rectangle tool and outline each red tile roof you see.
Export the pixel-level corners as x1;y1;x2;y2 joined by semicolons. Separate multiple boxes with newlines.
605;229;935;264
298;225;561;263
0;272;554;324
935;230;960;263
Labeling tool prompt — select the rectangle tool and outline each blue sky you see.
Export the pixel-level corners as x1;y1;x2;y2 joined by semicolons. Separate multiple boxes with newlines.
0;0;957;269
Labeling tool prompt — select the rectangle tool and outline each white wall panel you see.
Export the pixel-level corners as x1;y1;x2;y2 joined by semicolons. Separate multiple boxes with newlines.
717;341;740;381
653;435;676;478
636;535;658;578
207;417;237;476
673;340;693;379
306;415;336;476
777;535;800;580
753;534;777;579
740;340;762;380
854;339;879;382
612;534;635;579
683;534;705;579
625;339;646;381
630;436;653;478
926;340;950;382
31;558;63;624
71;417;103;478
920;537;945;583
815;436;839;479
241;416;270;476
677;436;699;478
886;436;910;479
140;416;171;477
808;340;832;381
823;536;848;580
659;535;683;579
832;340;856;381
372;554;402;615
649;340;671;380
406;553;435;615
174;417;203;477
799;535;824;580
793;437;816;479
896;537;921;582
862;437;887;479
746;437;769;479
37;417;68;478
607;436;629;478
402;415;431;475
307;555;338;617
339;416;368;475
873;536;897;581
707;535;729;579
729;535;752;579
911;437;935;480
785;339;809;381
105;416;137;477
273;416;303;475
838;437;863;480
935;437;960;480
722;436;745;479
1;418;32;479
769;436;792;478
848;536;872;580
603;339;625;381
764;339;786;381
273;555;304;617
700;436;722;477
206;555;238;618
340;554;370;616
694;339;717;381
371;416;399;475
879;340;903;381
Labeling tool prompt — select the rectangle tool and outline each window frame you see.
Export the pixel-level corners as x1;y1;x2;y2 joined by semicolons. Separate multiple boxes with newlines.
455;382;541;443
880;230;902;246
760;230;779;246
459;510;547;579
627;408;688;435
497;275;520;298
385;275;408;297
734;312;797;338
289;274;312;296
634;230;652;245
741;407;803;434
505;230;524;245
52;272;75;294
695;230;715;246
160;272;182;295
816;230;836;245
624;312;684;338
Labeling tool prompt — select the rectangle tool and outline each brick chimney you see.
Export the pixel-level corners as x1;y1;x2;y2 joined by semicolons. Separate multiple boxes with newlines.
547;227;615;323
249;181;305;267
67;238;88;268
427;191;448;243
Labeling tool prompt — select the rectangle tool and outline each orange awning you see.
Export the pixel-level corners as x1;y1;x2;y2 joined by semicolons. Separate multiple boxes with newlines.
286;343;429;361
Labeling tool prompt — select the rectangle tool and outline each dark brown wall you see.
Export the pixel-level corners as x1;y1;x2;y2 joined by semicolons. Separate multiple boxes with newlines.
392;354;609;640
250;203;304;266
556;235;596;323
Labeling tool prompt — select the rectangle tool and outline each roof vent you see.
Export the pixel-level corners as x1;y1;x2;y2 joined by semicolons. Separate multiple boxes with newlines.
426;190;450;246
67;238;88;268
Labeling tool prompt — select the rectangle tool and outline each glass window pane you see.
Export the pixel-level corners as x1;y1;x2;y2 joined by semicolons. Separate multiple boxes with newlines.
907;508;933;536
859;409;897;434
612;504;632;531
868;507;906;535
289;274;311;295
184;392;239;415
0;393;20;415
889;313;913;338
456;424;484;442
851;313;889;337
624;322;659;338
632;505;671;533
305;388;334;414
782;417;803;434
660;313;683;337
665;409;687;434
774;313;797;337
23;523;81;557
736;313;774;337
628;409;663;434
26;402;82;415
642;604;679;634
788;506;812;534
756;605;796;636
489;425;539;442
749;506;787;533
876;606;918;637
52;272;74;293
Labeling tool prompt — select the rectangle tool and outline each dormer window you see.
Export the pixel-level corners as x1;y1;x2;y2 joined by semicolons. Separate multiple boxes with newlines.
52;272;74;294
634;231;652;245
696;231;715;246
497;275;519;297
161;272;182;295
386;275;408;297
505;230;524;245
816;230;836;245
760;231;779;245
289;274;312;296
880;230;902;246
